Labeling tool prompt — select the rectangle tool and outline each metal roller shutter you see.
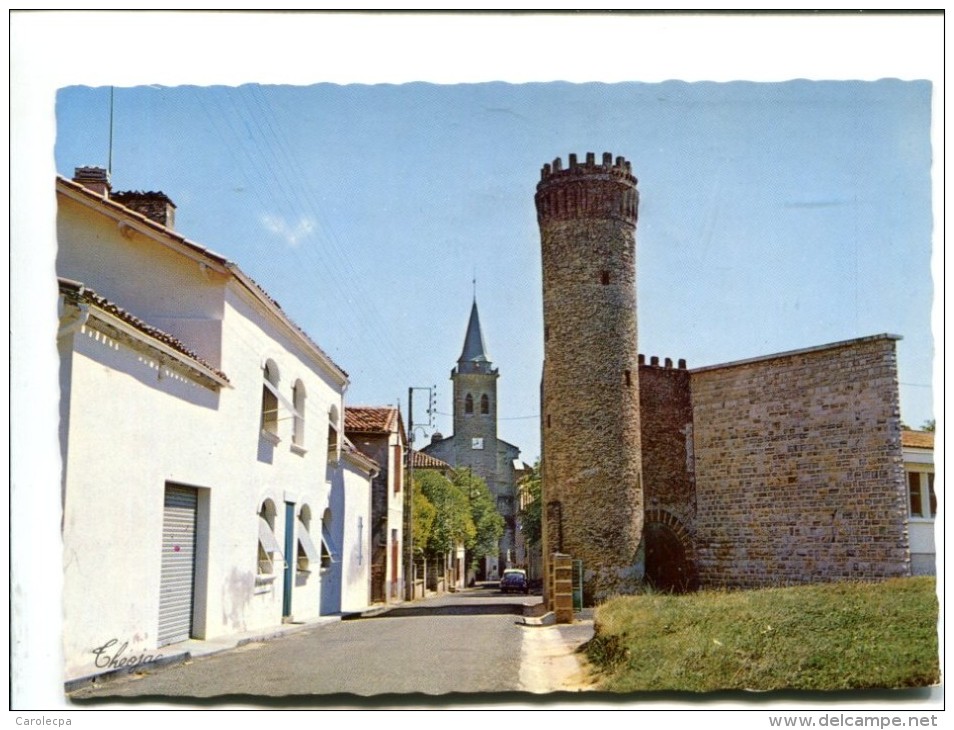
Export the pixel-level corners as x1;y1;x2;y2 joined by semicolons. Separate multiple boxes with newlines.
158;485;197;646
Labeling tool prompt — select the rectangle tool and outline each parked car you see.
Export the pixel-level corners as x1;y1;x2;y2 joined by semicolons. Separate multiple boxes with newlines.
500;569;529;595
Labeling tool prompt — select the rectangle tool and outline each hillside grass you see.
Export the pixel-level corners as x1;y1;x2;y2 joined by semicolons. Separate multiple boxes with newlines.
586;576;939;692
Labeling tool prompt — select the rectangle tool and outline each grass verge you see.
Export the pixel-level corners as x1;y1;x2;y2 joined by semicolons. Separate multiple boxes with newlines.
586;576;939;692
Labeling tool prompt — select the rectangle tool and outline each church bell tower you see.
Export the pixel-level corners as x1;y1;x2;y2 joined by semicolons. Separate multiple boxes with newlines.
451;298;500;478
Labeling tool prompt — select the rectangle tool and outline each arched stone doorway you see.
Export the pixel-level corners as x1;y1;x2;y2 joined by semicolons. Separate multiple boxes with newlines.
644;512;698;593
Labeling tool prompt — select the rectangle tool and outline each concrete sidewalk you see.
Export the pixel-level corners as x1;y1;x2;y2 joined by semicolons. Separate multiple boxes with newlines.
518;608;596;693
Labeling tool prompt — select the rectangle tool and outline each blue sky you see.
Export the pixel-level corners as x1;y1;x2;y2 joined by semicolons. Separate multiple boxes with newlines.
53;77;935;462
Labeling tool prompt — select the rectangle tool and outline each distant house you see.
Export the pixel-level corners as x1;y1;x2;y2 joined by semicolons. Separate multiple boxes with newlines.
410;449;453;475
344;407;406;603
902;429;937;576
57;167;375;681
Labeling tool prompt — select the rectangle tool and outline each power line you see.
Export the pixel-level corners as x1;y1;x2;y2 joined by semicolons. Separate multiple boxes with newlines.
435;409;539;421
184;86;419;393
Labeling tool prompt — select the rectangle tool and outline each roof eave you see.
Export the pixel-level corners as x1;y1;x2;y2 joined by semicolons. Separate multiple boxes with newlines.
58;176;348;388
226;266;349;387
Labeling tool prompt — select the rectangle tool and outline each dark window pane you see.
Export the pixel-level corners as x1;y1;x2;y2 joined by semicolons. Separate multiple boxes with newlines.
908;472;923;517
929;473;937;517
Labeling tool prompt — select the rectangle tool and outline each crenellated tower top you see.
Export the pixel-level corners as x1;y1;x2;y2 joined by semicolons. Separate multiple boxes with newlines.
535;151;639;226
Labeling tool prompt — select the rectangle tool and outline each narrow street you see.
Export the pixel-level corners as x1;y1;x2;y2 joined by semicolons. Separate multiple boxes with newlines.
68;586;595;703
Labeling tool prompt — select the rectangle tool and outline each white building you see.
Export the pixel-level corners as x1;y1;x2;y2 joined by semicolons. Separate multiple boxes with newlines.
57;168;376;681
344;407;406;604
328;436;378;614
902;429;937;576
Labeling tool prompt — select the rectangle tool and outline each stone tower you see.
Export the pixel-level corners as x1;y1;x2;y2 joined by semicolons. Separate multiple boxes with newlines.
536;151;644;603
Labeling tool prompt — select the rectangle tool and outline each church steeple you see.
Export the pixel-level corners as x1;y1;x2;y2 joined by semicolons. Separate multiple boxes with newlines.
457;298;491;374
450;296;499;432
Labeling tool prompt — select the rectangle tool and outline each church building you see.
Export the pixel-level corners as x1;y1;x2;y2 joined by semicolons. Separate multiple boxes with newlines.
422;299;524;580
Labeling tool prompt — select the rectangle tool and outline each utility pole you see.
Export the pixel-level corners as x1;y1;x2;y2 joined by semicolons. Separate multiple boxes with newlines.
405;385;435;601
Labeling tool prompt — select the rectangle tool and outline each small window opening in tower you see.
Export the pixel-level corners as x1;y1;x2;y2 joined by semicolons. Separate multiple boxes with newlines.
600;271;610;285
546;414;551;429
625;370;631;387
480;394;490;414
545;326;549;342
465;393;474;414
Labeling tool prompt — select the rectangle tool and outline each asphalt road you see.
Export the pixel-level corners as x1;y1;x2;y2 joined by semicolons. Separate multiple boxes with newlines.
68;587;551;704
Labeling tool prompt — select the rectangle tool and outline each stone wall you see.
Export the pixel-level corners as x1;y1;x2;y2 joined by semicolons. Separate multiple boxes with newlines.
639;356;698;591
690;335;909;587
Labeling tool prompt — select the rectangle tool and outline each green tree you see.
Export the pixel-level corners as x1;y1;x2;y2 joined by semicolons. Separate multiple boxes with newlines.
518;460;542;548
452;468;504;560
409;482;436;558
922;419;936;432
415;470;475;558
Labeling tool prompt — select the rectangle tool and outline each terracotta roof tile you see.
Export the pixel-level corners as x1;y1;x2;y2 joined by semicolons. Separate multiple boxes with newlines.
345;406;399;434
410;450;452;471
902;429;934;449
59;278;229;383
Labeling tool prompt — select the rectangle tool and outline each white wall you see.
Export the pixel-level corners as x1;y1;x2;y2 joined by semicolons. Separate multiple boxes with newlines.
57;193;226;365
61;325;222;679
386;430;405;601
218;287;345;629
905;449;936;576
339;457;373;614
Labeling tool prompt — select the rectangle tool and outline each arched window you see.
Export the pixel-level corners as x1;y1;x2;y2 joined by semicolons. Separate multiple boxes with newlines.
464;393;474;414
327;404;340;459
296;505;319;573
321;508;335;569
480;394;490;415
292;380;306;447
257;499;282;575
261;360;280;436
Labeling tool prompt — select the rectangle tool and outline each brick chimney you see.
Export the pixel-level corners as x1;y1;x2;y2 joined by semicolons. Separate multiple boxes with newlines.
72;166;111;197
111;190;177;230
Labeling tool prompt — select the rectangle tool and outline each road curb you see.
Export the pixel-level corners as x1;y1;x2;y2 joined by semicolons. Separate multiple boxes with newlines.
518;611;557;627
64;650;191;694
342;604;395;619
